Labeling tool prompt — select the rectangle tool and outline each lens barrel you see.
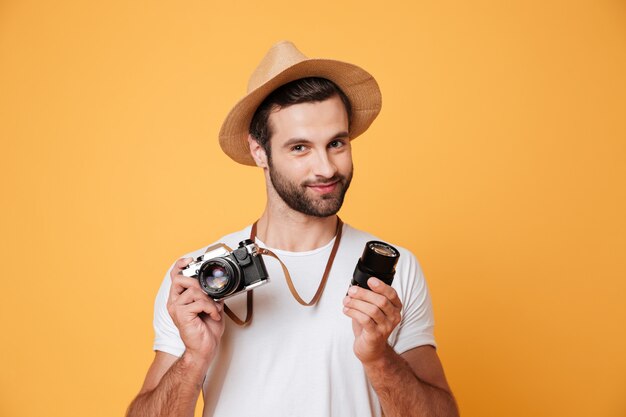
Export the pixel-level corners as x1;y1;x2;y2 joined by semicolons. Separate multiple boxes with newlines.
352;241;400;290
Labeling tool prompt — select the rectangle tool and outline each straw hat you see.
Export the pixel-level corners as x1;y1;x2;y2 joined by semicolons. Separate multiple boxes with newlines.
218;41;382;166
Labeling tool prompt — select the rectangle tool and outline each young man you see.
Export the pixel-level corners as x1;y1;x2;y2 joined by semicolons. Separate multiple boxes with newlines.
127;41;459;417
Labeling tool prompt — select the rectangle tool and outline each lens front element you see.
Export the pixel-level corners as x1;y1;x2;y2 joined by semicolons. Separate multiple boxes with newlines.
198;258;240;299
203;264;230;291
368;242;397;257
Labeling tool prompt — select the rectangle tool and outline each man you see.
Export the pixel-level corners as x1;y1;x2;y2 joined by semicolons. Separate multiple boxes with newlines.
127;41;459;417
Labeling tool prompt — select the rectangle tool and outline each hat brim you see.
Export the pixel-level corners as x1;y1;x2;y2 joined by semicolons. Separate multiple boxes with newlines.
219;58;382;166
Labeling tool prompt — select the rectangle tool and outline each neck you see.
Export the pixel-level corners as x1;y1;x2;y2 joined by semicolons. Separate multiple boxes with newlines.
255;208;339;252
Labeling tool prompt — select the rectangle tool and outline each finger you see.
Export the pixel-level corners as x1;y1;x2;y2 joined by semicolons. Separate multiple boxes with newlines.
343;305;377;333
348;283;400;318
367;278;402;309
170;257;194;279
181;298;223;322
176;285;211;306
169;284;224;324
169;274;202;298
343;296;388;327
167;295;224;323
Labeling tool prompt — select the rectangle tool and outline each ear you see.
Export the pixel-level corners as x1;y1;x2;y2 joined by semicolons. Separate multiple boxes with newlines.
248;135;268;168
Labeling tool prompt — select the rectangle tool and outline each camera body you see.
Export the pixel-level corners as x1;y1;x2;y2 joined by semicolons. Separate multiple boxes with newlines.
182;239;269;301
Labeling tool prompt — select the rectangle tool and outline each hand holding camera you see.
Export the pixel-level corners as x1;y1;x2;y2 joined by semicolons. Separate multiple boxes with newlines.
167;238;269;359
167;257;226;362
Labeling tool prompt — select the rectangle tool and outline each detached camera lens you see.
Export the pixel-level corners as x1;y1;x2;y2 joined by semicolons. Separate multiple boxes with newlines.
352;241;400;290
198;259;240;298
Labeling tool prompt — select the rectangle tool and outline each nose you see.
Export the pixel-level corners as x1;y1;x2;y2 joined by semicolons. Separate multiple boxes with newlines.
312;149;338;179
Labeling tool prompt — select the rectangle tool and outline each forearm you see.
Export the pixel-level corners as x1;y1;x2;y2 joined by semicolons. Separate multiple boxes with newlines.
126;352;209;417
364;345;459;417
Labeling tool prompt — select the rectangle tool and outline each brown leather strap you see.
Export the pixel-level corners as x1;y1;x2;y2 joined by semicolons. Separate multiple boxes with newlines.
224;217;344;325
223;291;253;326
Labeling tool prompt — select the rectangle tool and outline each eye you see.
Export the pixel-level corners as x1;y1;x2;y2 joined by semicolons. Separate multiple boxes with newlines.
329;139;346;149
291;144;308;153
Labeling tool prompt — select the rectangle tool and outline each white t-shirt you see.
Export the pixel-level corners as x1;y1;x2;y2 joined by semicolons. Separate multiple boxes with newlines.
153;223;436;417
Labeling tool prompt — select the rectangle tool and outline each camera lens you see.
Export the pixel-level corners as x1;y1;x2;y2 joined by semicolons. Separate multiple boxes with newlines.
352;241;400;290
203;265;230;291
198;258;241;299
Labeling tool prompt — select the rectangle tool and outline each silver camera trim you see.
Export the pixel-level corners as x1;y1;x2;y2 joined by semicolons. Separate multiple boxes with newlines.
181;244;232;279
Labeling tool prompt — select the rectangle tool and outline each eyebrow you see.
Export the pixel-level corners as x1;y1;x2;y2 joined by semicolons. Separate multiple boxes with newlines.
282;131;350;148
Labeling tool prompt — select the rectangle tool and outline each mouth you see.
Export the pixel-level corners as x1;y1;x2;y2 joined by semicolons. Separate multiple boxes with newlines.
306;180;340;194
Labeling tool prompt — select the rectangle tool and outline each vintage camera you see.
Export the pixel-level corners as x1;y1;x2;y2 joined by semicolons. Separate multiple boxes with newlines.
182;239;269;301
351;241;400;290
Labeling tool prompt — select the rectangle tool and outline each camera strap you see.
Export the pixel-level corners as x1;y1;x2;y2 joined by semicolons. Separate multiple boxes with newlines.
223;217;344;326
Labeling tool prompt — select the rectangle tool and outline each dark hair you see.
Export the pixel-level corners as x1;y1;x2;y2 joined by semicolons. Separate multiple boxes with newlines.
249;77;352;159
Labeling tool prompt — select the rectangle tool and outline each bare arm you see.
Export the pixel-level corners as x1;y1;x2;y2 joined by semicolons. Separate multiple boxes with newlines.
364;345;458;417
126;351;209;417
343;278;459;417
127;258;225;417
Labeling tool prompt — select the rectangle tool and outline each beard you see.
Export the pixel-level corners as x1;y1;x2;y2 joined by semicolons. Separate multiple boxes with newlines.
268;162;353;218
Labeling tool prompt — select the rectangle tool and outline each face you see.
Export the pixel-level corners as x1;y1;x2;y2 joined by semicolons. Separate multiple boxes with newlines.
264;95;353;218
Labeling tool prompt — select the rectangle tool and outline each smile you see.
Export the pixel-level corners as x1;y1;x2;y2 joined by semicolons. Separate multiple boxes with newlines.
306;180;339;194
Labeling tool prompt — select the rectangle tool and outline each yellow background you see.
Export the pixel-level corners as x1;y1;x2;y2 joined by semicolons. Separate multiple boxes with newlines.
1;0;625;416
